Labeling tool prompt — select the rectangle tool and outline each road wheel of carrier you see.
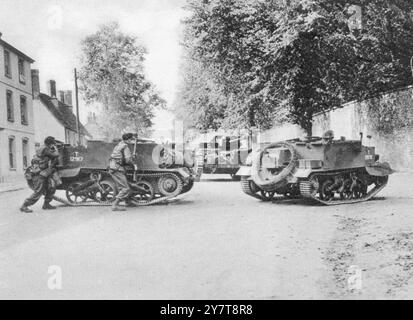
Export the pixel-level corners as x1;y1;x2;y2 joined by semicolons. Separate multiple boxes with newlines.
182;179;194;194
320;180;335;202
66;182;89;204
132;181;155;202
352;184;367;200
260;190;275;201
339;179;353;200
157;174;183;197
94;179;117;203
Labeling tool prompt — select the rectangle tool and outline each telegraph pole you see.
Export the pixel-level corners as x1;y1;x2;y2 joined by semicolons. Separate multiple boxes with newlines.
410;56;413;79
74;68;81;146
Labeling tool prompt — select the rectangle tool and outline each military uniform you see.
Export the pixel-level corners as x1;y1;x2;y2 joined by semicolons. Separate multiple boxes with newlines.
21;144;60;211
109;140;133;201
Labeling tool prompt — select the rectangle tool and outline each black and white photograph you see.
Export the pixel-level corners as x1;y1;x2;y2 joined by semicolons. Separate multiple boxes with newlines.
0;0;413;304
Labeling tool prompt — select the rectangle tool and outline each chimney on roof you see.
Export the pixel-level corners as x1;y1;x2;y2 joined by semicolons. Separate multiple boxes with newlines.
58;90;65;104
47;80;57;98
87;112;97;124
64;90;73;113
31;69;40;99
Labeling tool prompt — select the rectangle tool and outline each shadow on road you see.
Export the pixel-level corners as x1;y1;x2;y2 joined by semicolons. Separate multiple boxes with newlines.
267;196;394;207
272;198;314;206
0;202;112;252
166;199;195;206
201;177;239;182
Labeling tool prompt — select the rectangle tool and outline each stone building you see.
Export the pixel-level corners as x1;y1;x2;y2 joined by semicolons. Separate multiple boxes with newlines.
31;71;91;147
0;33;35;183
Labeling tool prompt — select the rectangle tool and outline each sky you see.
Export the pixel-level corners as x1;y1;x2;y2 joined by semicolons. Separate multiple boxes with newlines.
0;0;187;138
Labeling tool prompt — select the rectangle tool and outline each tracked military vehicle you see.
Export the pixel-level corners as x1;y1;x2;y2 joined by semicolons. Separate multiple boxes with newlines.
53;139;199;207
236;135;394;205
196;134;252;180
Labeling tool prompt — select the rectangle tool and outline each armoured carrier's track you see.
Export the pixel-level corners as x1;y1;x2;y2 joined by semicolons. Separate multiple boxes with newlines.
241;178;262;201
53;172;186;207
242;176;388;206
299;171;388;206
243;166;389;206
241;178;287;202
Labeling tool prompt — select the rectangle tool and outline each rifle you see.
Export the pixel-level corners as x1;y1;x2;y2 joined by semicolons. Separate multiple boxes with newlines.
133;133;138;157
133;133;138;181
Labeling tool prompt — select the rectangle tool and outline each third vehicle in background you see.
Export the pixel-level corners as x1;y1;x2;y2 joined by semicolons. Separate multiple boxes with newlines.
196;134;252;180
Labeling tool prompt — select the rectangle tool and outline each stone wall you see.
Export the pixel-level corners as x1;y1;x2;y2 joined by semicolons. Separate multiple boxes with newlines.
261;123;306;143
313;86;413;171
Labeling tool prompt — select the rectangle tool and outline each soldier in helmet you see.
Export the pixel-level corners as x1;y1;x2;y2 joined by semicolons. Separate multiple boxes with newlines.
20;136;60;213
109;133;136;211
322;130;335;144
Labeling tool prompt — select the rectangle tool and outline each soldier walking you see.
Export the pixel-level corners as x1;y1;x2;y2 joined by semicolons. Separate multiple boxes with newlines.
109;133;135;211
20;136;60;213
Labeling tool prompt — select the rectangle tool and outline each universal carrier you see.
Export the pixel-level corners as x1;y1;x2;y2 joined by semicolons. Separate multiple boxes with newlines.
237;136;394;205
53;139;199;207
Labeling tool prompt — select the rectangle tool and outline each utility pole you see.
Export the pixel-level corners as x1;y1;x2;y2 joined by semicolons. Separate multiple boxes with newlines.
410;56;413;79
74;68;81;146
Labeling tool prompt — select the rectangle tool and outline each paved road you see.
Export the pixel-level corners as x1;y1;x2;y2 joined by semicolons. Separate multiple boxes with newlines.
0;174;412;299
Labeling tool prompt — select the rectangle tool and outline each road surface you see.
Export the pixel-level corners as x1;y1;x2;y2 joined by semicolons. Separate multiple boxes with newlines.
0;173;412;299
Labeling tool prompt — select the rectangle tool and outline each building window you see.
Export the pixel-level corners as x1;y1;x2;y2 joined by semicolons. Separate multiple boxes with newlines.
20;96;28;125
65;128;77;145
6;90;14;122
4;50;11;78
22;138;29;169
18;58;26;84
9;136;16;170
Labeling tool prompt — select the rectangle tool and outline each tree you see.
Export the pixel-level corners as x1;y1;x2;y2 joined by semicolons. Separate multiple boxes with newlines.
176;0;413;134
174;53;227;131
79;22;165;140
176;0;283;131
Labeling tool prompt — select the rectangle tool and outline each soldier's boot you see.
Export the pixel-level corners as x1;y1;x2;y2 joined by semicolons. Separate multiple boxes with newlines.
42;202;57;210
112;199;126;212
20;202;33;213
125;198;135;207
